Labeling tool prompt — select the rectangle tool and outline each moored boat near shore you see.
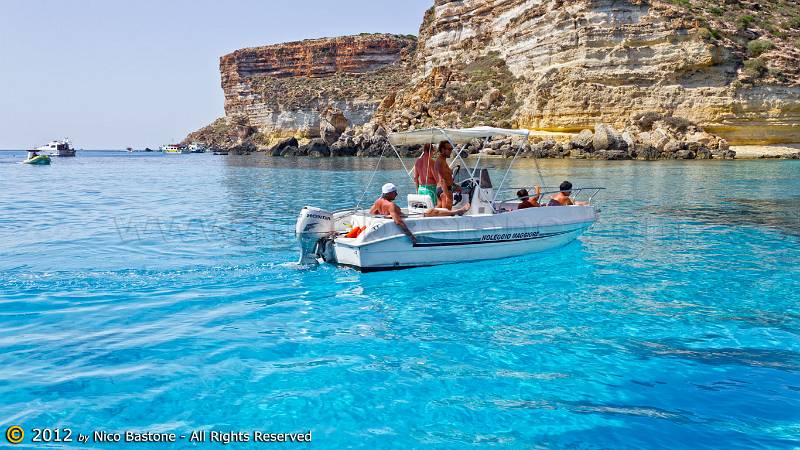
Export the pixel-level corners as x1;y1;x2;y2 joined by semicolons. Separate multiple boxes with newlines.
188;143;207;153
160;144;189;154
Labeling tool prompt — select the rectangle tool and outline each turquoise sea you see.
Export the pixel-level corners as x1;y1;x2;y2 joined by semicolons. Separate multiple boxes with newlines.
1;151;799;448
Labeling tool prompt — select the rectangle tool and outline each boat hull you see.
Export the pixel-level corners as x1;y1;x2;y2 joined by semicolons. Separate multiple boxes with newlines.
332;206;597;271
22;155;51;165
47;149;75;157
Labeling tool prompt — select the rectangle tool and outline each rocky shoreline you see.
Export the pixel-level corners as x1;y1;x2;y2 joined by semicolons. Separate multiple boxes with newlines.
731;144;800;159
210;110;744;160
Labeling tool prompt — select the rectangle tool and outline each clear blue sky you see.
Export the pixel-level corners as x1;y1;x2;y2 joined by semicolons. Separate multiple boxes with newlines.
0;0;431;149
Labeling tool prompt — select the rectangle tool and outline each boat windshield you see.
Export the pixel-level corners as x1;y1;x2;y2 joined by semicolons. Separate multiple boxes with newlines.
454;166;492;188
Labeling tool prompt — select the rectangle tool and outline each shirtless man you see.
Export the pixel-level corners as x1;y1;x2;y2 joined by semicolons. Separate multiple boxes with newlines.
434;141;460;210
370;183;470;245
413;143;438;206
548;181;588;206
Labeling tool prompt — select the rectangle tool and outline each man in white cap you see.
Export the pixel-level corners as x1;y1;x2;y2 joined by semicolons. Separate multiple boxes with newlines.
370;182;470;246
370;183;416;244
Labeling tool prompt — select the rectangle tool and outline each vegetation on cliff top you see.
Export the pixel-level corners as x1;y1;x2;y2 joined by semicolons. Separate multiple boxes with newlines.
377;51;520;131
662;0;800;84
357;32;417;40
450;52;519;128
249;62;412;113
183;117;236;149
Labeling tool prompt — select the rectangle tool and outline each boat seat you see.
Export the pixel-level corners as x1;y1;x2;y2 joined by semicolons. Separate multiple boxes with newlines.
407;194;434;214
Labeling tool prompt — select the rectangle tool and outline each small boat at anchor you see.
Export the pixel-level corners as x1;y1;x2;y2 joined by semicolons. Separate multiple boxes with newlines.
295;126;603;272
188;143;207;153
22;150;51;165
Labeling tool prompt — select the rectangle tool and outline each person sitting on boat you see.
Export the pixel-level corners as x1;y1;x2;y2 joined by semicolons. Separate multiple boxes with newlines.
547;181;588;206
517;185;541;209
25;150;40;162
414;143;438;206
370;183;417;244
370;183;471;244
434;141;461;210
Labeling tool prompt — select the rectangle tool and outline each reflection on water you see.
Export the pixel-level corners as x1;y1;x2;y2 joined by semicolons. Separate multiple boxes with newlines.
659;196;800;236
634;339;800;371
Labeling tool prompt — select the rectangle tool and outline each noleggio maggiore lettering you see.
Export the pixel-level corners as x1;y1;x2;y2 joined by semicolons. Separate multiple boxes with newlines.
481;231;540;242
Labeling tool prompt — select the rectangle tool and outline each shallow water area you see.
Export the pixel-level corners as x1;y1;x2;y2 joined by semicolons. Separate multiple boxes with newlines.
1;151;799;448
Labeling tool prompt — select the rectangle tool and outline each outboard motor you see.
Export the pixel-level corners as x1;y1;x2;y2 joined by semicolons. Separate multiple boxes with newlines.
295;206;334;265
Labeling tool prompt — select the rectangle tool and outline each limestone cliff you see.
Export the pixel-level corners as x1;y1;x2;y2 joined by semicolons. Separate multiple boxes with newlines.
218;34;416;140
379;0;800;144
187;0;800;150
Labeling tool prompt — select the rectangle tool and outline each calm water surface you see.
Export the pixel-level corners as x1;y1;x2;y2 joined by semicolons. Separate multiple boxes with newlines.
1;151;799;448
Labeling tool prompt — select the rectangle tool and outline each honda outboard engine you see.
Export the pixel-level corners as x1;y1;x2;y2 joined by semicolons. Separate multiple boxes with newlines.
295;206;334;265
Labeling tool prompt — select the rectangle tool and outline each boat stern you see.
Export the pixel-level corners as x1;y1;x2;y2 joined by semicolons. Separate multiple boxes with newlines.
295;206;335;265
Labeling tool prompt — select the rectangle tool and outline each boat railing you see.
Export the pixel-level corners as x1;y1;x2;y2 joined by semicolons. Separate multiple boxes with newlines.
345;206;432;219
335;186;604;221
494;187;605;206
333;206;358;215
339;207;403;219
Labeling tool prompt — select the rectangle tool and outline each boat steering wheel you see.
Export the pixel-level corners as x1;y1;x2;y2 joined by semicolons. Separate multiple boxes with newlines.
459;179;477;204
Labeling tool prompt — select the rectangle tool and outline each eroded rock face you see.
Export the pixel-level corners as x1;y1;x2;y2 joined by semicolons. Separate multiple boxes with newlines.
571;129;594;150
386;0;800;144
269;137;298;157
593;124;619;152
319;107;350;145
219;34;416;139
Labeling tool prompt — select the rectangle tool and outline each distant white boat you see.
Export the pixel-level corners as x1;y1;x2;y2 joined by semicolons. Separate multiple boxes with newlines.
160;144;189;154
188;143;207;153
36;139;75;157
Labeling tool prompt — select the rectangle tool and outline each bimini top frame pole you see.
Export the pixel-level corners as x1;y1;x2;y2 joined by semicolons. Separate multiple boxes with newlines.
355;145;387;210
491;137;528;204
388;125;530;180
387;126;529;147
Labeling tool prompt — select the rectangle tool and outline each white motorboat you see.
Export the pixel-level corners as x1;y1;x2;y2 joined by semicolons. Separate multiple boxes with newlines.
295;127;603;272
36;139;75;157
187;143;207;153
161;144;189;154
